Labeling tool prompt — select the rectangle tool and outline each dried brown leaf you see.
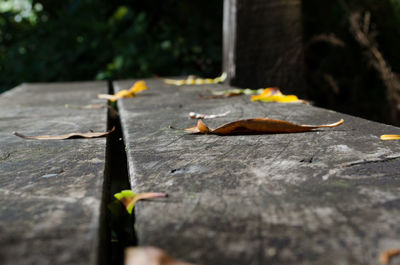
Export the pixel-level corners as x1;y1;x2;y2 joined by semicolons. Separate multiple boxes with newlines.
185;118;344;135
125;247;196;265
64;104;106;109
14;127;115;140
379;248;400;265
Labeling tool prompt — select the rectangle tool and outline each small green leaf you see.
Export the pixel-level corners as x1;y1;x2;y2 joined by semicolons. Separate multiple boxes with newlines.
113;190;168;214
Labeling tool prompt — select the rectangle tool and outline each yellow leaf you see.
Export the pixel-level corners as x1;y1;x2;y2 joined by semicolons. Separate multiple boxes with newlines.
98;80;148;102
251;87;304;103
164;72;227;86
129;80;148;94
380;135;400;140
113;89;134;99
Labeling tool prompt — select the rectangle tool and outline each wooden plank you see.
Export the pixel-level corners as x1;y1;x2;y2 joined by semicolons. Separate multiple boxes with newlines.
115;78;400;265
0;82;108;265
223;0;305;95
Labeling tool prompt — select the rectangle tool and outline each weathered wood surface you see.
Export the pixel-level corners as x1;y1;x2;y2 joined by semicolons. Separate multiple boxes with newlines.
223;0;305;95
0;82;108;265
115;78;400;265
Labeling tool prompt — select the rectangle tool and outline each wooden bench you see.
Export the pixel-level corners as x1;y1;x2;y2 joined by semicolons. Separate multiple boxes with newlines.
1;80;400;265
114;78;400;264
0;82;109;265
2;1;400;264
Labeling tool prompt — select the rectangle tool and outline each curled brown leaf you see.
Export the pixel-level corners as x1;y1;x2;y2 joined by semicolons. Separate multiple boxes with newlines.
14;127;115;140
185;118;344;135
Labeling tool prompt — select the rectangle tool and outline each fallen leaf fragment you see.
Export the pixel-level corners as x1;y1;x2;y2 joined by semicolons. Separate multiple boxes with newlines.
64;104;106;109
185;118;344;135
189;110;231;119
164;72;227;86
125;246;196;265
380;135;400;140
379;248;400;265
251;87;307;103
204;88;264;99
210;88;242;97
98;80;148;102
114;190;168;214
14;127;115;140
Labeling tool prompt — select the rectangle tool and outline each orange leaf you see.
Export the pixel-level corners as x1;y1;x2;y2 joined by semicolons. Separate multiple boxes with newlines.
13;127;115;140
379;248;400;265
185;118;343;135
125;246;196;265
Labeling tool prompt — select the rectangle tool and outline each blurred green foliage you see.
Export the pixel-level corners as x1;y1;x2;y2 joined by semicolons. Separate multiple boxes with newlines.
303;0;400;124
0;0;222;93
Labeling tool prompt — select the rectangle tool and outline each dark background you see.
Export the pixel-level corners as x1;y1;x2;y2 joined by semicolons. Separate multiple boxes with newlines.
1;0;400;125
0;0;223;92
303;0;400;126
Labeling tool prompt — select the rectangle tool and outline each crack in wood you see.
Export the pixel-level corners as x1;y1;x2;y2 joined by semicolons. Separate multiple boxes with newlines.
344;156;400;167
300;156;315;163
